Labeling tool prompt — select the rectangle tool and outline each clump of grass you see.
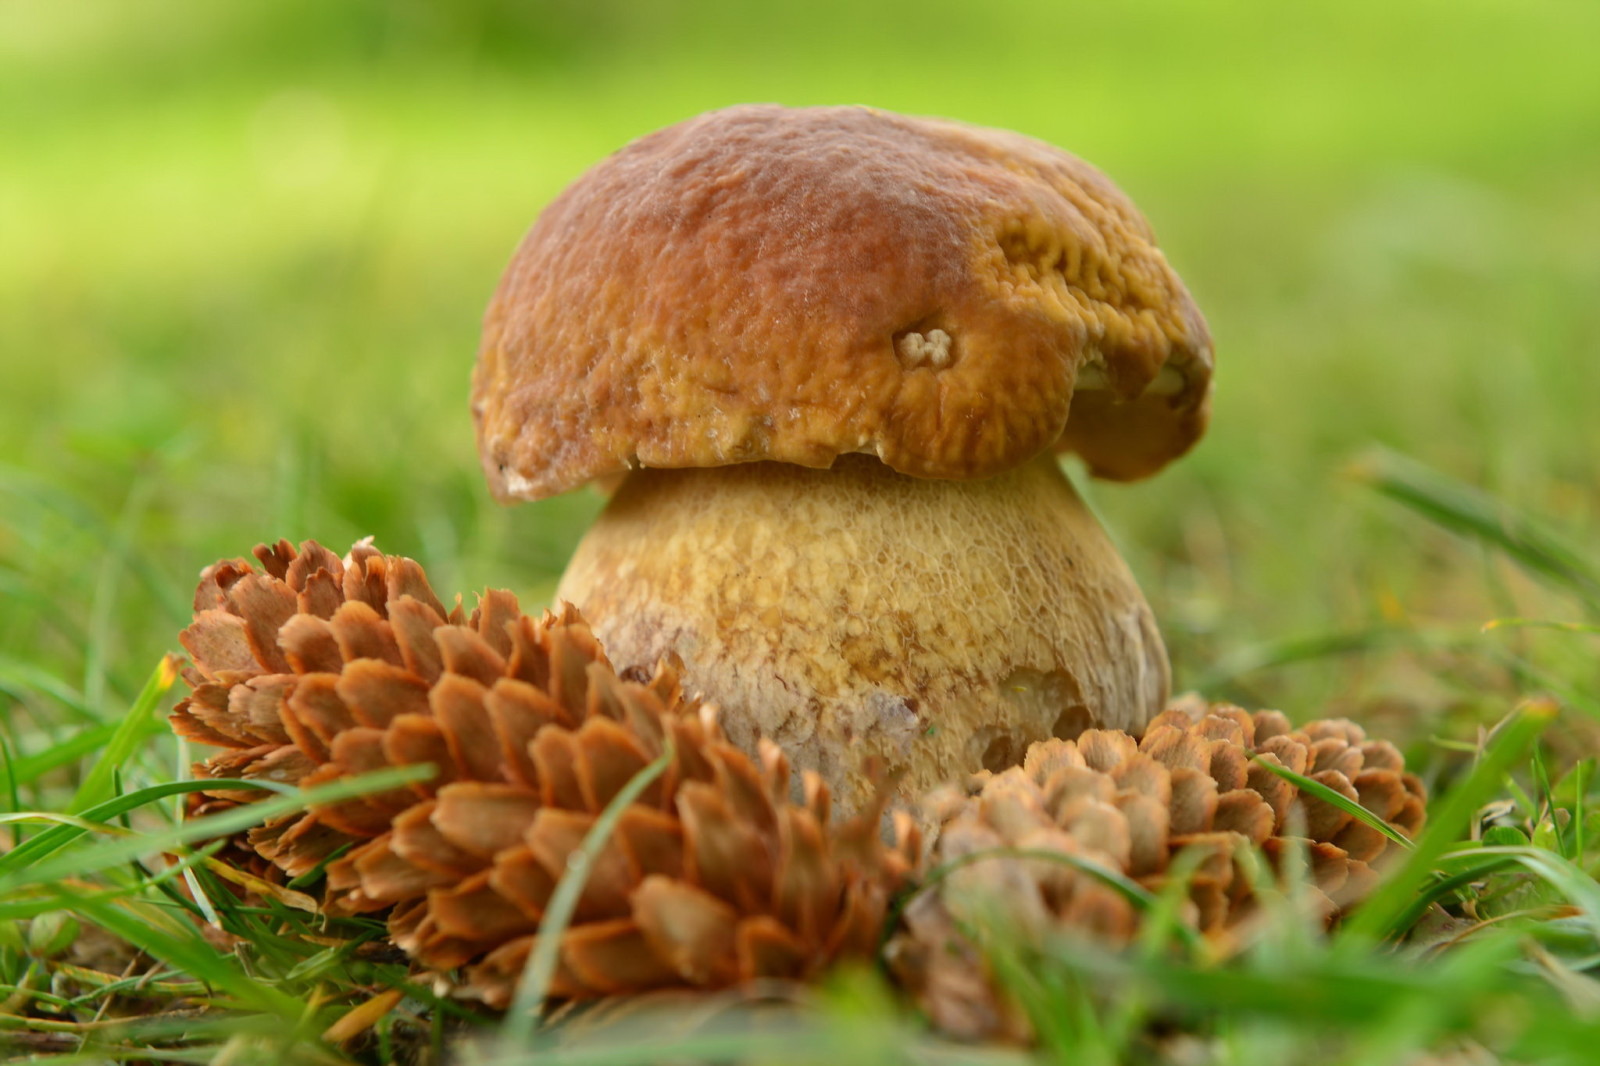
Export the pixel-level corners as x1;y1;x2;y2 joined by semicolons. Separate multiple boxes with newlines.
1;456;1598;1063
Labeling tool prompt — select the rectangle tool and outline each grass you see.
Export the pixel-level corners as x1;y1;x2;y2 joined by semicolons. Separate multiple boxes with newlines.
3;0;1600;1061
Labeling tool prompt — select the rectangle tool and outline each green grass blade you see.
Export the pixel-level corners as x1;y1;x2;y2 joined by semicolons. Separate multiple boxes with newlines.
1134;931;1527;1032
0;564;86;647
1573;761;1589;863
1388;844;1600;938
1385;855;1522;933
1251;754;1416;850
0;778;286;877
1190;625;1415;691
885;844;1204;960
0;721;120;793
0;764;434;893
83;474;159;711
58;891;306;1017
1342;699;1556;942
1482;649;1600;724
0;465;192;626
0;811;138;835
500;742;674;1043
0;841;225;921
1353;448;1600;611
0;653;97;721
0;733;19;834
1464;846;1600;941
927;847;1162;912
67;654;180;815
1529;743;1568;858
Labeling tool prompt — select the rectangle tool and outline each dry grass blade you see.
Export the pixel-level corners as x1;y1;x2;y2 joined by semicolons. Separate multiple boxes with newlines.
1483;618;1600;636
199;857;320;912
322;987;406;1044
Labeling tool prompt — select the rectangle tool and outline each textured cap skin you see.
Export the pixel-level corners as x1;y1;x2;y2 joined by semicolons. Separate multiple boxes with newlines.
474;104;1213;500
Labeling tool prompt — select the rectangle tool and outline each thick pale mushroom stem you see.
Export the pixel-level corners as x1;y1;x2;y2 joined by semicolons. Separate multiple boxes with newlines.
555;453;1169;814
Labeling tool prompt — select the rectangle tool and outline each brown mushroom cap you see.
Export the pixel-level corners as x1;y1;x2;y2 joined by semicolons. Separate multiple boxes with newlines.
473;104;1212;500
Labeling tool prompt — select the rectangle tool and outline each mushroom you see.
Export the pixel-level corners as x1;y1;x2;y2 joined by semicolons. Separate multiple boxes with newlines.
472;105;1212;813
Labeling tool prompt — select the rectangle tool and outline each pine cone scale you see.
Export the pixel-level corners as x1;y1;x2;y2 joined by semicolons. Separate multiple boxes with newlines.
228;574;297;673
335;659;431;728
180;610;257;681
890;701;1428;1042
629;876;741;986
548;919;681;997
734;914;809;979
431;674;510;782
483;679;565;788
278;614;344;674
435;626;507;688
612;806;686;883
676;782;773;913
571;715;654;811
169;543;918;1002
340;836;455;905
431;782;545;858
389;598;446;681
426;871;537;947
296;566;343;619
282;674;355;756
529;729;592;811
389;801;485;876
486;846;558;920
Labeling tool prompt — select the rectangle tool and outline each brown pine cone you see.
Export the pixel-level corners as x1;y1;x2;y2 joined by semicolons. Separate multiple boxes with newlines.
172;539;920;1007
884;698;1427;1041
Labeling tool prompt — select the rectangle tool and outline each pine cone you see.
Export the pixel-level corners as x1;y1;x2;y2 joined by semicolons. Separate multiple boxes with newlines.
172;539;919;1007
885;699;1427;1041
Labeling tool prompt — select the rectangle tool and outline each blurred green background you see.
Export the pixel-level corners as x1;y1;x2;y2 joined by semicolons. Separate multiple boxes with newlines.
3;0;1598;735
